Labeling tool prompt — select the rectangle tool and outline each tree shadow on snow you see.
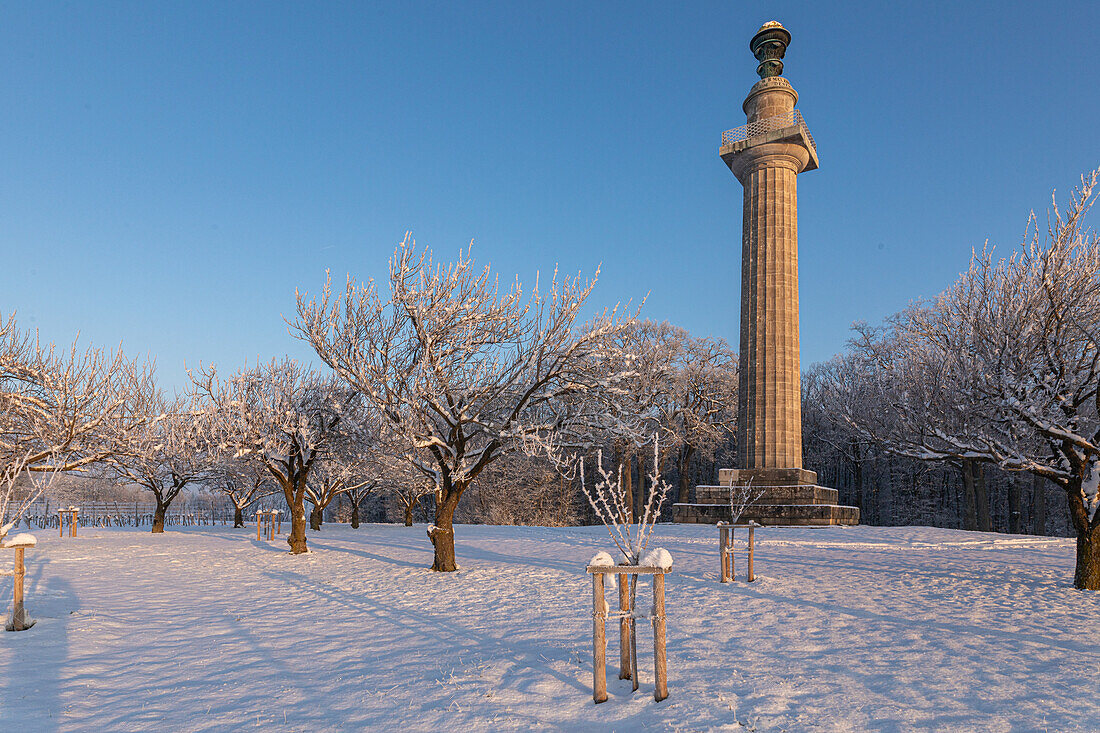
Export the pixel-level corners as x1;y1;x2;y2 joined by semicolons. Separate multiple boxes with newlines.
303;540;424;570
0;559;75;733
259;567;590;698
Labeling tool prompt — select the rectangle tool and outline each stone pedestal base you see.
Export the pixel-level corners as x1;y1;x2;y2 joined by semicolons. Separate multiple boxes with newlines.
673;466;860;526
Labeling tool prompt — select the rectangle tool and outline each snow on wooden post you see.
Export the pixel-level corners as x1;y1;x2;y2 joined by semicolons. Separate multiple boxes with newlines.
4;533;37;632
58;507;78;538
592;571;608;704
718;522;760;583
587;550;672;704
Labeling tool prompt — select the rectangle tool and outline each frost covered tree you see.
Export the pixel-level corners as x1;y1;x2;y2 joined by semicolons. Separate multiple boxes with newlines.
345;480;378;529
461;451;582;526
213;458;277;528
839;321;996;531
195;359;355;554
909;172;1100;589
660;328;738;504
576;320;737;509
305;455;381;530
842;172;1100;588
0;314;153;476
293;237;630;571
107;393;212;533
392;480;433;527
802;359;876;517
0;454;64;542
307;407;388;530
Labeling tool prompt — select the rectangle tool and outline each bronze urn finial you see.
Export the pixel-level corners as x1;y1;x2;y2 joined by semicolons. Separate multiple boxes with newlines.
750;21;791;79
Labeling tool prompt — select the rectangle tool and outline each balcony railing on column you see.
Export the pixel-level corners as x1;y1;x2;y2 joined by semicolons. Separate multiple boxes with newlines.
721;110;815;150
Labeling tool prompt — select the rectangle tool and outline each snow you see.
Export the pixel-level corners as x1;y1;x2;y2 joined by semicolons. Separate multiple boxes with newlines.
639;546;673;570
1;523;1098;731
588;551;614;567
1;533;37;548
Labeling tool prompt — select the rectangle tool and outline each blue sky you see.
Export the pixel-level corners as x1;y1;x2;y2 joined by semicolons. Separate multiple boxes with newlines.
2;1;1098;390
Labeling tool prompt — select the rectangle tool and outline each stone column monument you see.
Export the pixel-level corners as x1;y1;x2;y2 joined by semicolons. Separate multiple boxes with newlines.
675;22;859;526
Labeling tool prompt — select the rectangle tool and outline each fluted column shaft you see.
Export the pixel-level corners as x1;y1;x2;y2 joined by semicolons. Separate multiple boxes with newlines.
737;155;802;469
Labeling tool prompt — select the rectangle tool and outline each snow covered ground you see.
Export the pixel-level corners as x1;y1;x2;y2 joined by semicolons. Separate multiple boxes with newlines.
1;523;1097;732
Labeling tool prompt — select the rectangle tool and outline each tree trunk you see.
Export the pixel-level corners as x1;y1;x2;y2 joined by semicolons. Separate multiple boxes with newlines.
309;504;323;531
1007;474;1023;534
286;503;308;554
1065;479;1100;590
1032;473;1047;536
403;501;414;527
622;449;634;524
677;446;694;504
960;461;978;531
1073;522;1100;590
351;503;360;529
974;463;992;532
233;505;244;528
428;495;458;571
152;498;167;533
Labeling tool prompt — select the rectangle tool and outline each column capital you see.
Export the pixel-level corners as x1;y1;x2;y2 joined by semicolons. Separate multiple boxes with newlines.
722;141;813;184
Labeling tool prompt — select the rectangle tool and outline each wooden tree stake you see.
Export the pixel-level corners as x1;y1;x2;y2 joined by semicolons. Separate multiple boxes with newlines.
618;574;631;679
592;572;608;704
11;547;26;631
652;571;668;702
719;524;730;583
748;524;755;582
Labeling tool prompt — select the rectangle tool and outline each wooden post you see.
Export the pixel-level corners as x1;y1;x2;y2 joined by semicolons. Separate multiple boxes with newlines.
59;509;63;538
11;547;26;631
747;523;755;582
618;574;631;679
73;509;78;538
729;525;735;581
652;571;668;702
268;514;275;541
719;524;730;583
629;573;639;692
256;512;262;541
592;572;608;704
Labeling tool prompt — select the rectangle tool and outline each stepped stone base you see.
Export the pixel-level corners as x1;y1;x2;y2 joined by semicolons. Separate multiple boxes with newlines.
673;502;860;525
673;466;860;526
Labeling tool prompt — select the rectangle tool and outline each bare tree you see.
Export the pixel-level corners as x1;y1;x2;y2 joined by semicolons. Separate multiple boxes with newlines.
842;171;1100;588
305;460;379;530
345;481;378;529
213;458;277;528
661;329;738;504
392;480;433;527
107;393;211;533
839;319;996;531
459;451;582;526
293;237;630;570
914;171;1100;589
0;314;153;475
1;454;65;541
195;359;354;554
728;478;765;526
